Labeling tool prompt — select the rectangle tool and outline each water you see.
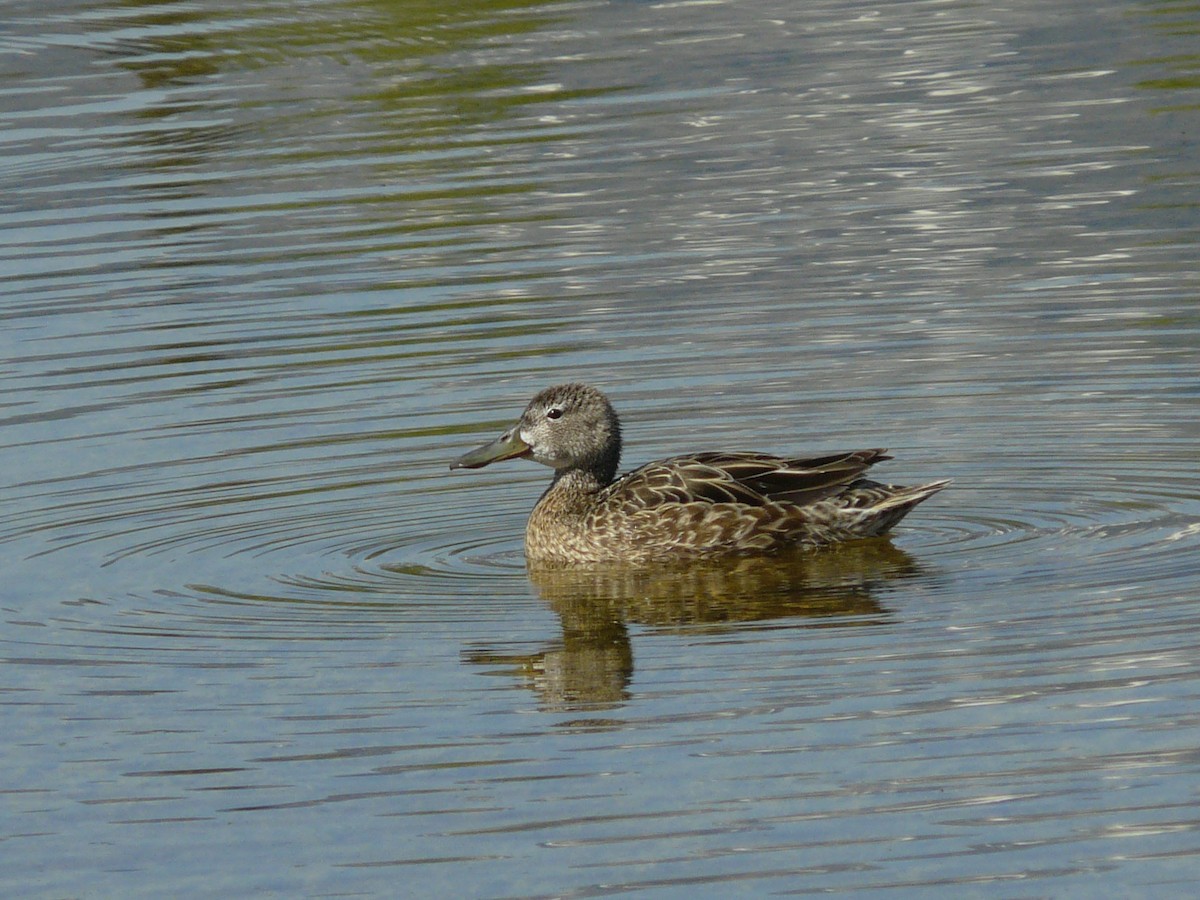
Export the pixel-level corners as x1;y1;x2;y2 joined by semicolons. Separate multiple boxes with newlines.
3;0;1199;895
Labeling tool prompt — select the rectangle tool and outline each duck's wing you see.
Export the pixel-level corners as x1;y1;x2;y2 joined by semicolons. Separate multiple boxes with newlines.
602;449;892;510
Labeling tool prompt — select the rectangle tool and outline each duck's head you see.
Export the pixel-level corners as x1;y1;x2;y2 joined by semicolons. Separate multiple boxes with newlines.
451;383;622;483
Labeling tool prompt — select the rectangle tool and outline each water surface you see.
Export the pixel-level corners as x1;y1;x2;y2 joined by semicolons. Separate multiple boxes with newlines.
3;0;1200;896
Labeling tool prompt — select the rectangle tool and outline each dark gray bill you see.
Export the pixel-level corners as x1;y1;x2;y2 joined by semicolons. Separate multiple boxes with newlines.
450;427;531;470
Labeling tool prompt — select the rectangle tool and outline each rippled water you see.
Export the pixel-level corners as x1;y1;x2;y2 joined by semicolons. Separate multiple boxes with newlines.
4;0;1200;895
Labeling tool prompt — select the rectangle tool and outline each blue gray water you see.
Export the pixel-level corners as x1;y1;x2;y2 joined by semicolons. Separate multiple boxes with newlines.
3;0;1199;896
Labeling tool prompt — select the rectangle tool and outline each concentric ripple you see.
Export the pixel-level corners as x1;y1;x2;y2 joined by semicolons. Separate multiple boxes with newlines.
6;399;1198;623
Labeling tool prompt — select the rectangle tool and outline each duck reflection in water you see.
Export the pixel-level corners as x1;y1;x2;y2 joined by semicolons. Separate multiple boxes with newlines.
465;540;929;713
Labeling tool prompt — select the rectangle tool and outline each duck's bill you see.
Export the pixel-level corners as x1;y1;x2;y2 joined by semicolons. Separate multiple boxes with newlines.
450;428;532;470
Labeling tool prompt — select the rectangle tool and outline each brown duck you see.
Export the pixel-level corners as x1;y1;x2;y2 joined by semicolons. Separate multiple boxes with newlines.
451;383;948;566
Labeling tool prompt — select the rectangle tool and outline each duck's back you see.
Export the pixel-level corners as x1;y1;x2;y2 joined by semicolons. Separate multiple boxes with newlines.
601;449;893;510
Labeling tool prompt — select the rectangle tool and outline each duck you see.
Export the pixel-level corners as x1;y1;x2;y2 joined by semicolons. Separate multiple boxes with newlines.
451;383;948;566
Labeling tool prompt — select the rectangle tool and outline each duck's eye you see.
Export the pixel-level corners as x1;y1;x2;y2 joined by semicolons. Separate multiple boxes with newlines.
545;407;563;421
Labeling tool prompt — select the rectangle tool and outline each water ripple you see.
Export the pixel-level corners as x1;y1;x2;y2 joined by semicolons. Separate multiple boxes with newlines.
4;0;1200;895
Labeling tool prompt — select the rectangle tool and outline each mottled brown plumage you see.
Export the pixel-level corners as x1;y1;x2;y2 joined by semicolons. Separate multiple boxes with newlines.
451;383;948;566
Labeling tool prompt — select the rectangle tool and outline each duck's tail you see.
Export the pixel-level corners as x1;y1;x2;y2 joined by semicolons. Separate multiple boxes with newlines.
849;479;951;537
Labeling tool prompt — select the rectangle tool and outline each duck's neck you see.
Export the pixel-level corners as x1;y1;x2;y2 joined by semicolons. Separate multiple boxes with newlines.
536;467;609;518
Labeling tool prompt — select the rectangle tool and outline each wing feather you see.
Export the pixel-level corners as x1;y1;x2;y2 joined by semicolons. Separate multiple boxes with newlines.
602;449;891;511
